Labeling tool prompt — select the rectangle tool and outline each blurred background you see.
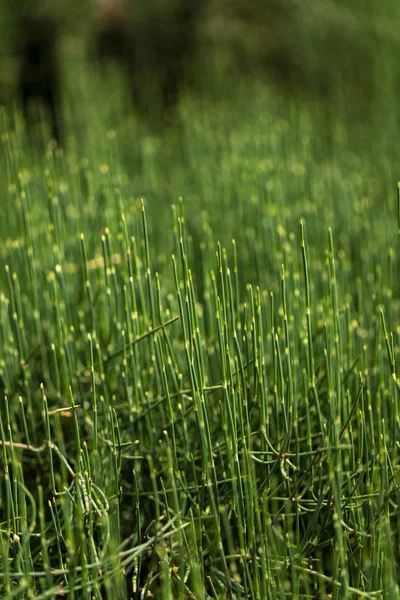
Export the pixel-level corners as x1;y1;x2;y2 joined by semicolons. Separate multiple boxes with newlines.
1;0;400;288
1;0;400;146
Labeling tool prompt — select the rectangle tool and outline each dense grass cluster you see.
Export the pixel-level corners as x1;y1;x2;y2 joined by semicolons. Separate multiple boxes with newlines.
1;32;400;600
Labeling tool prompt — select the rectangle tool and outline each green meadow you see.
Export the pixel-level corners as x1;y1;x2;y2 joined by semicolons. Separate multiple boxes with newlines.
1;4;400;598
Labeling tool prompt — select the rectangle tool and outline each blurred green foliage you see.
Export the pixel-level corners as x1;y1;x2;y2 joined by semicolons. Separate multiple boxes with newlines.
1;0;400;113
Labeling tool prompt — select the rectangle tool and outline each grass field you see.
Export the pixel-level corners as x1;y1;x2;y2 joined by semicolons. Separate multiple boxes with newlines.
1;21;400;599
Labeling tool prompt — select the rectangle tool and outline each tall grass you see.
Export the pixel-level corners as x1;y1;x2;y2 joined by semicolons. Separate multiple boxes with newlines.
1;35;400;600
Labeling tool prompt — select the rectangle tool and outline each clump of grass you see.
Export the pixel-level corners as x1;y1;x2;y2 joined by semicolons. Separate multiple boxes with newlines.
1;76;400;598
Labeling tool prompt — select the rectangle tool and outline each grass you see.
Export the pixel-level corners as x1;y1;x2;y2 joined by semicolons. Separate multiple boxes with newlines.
1;37;400;600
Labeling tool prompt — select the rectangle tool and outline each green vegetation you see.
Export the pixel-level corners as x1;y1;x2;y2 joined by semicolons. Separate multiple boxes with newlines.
2;4;400;598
